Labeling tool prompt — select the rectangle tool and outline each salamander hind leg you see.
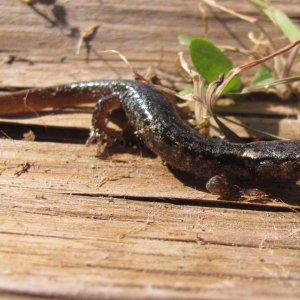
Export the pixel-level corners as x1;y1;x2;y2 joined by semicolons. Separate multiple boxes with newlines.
205;175;243;198
86;94;123;152
206;175;269;199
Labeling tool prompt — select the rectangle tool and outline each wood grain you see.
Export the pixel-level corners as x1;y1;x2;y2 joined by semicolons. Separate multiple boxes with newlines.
1;1;300;299
2;139;300;209
1;141;300;299
1;0;300;139
0;196;300;299
0;0;299;86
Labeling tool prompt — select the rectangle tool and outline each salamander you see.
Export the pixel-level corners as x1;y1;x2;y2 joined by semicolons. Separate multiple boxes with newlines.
86;80;300;194
2;80;300;195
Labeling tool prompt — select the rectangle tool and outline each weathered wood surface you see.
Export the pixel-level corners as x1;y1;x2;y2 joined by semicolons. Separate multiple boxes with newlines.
0;0;300;87
1;0;300;140
2;139;300;209
1;140;300;299
1;0;300;299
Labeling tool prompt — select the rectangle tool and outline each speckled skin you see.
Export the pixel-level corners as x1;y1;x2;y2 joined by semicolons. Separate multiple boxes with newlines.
5;78;300;194
84;80;300;185
4;78;299;195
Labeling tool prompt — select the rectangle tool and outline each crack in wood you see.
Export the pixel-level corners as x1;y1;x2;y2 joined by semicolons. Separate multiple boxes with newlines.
63;192;300;212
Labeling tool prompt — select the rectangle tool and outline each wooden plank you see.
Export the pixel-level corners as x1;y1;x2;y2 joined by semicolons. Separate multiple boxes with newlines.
1;1;300;299
1;183;300;299
1;0;300;141
1;139;300;210
1;0;300;139
2;186;300;249
0;0;299;87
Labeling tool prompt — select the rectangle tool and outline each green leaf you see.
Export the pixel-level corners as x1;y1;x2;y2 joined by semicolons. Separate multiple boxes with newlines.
251;66;274;86
250;0;300;42
189;38;242;92
178;34;193;46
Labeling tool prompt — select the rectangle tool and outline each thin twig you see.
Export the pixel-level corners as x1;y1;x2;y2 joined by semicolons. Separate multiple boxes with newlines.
213;38;300;99
97;50;148;82
198;4;209;39
201;0;256;23
218;115;289;141
239;39;300;73
282;44;300;78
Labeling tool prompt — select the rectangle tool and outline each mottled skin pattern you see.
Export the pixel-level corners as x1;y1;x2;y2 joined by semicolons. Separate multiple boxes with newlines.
83;80;300;194
8;79;299;195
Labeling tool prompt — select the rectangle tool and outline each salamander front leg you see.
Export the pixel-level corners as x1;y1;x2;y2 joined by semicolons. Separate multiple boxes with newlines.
86;94;123;151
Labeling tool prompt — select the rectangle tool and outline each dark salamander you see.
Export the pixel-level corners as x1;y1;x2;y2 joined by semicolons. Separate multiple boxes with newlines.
85;80;300;194
3;80;300;195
